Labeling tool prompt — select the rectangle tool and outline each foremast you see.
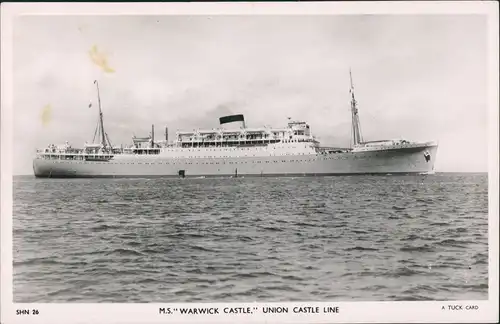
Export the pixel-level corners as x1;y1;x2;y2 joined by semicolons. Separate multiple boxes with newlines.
350;69;363;146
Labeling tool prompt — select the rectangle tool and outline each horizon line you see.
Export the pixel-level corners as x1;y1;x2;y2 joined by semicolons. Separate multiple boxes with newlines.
12;171;489;177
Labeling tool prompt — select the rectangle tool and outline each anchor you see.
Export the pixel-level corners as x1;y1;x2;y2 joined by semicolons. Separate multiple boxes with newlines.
424;151;431;162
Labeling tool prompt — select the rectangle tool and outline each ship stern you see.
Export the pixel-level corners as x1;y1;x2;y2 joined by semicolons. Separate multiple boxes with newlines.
33;158;49;178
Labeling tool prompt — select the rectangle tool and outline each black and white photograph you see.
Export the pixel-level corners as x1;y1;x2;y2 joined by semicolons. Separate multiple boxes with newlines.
1;2;498;324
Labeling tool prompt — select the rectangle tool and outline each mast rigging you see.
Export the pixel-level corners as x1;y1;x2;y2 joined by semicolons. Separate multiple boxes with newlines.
349;69;364;146
92;80;110;149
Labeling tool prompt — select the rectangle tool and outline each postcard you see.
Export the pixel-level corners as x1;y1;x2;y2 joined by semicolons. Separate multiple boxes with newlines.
1;2;498;323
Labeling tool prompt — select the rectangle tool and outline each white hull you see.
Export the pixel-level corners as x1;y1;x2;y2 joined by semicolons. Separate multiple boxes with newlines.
33;144;438;178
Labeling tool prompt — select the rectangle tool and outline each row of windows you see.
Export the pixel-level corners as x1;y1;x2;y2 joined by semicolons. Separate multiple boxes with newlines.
40;152;400;163
40;153;317;161
119;153;316;159
38;149;401;162
46;154;394;165
168;146;309;152
40;148;408;161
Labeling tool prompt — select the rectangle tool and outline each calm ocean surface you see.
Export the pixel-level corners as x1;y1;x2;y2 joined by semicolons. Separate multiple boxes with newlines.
13;173;488;302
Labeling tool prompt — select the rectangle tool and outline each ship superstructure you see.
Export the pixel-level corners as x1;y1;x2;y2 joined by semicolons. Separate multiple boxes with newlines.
33;73;438;178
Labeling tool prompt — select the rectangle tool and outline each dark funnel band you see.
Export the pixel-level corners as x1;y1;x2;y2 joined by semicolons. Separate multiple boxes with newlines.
219;114;245;125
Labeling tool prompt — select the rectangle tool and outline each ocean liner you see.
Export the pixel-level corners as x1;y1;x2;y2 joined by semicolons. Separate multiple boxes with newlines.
33;74;438;178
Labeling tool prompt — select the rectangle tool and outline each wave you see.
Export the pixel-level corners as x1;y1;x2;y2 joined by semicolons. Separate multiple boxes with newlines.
439;239;474;248
382;267;426;278
346;246;379;251
14;258;88;267
232;271;277;279
106;248;144;257
91;224;119;232
400;244;435;252
189;245;220;253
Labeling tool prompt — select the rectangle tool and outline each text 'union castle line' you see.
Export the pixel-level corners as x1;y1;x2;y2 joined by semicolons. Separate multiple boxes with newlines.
33;72;438;178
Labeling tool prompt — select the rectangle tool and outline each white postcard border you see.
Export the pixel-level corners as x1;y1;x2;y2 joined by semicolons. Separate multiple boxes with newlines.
1;2;498;324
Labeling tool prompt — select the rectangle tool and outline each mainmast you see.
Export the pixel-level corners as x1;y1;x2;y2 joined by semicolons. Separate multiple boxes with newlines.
93;80;107;148
349;69;363;146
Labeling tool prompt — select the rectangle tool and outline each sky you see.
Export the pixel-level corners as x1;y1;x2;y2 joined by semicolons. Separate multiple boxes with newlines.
12;14;489;174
